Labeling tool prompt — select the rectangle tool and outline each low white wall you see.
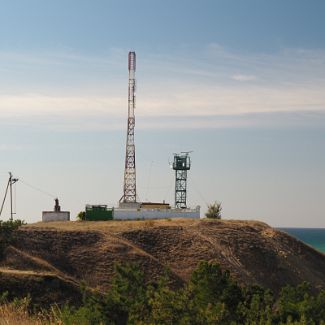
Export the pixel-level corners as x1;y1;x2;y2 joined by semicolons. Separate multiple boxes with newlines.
114;206;200;220
42;211;70;222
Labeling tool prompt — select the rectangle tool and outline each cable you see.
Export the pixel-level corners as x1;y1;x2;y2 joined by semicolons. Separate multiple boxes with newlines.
138;185;171;190
0;179;10;217
144;161;154;201
190;176;209;206
19;179;56;199
163;175;174;203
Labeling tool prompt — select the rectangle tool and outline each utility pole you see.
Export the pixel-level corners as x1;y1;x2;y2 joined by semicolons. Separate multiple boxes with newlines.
9;172;18;221
120;51;137;204
0;172;18;221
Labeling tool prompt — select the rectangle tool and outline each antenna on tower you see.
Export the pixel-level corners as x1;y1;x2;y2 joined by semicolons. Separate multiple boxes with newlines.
120;51;137;205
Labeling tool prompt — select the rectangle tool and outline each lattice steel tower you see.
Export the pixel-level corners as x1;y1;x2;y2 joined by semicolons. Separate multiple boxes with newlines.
120;51;137;204
173;152;191;209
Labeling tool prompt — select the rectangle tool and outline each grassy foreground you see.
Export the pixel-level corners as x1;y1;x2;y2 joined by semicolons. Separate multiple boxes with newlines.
1;220;325;324
1;261;325;325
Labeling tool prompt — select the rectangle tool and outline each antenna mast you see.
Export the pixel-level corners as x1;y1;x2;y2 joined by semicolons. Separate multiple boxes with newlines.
120;51;137;204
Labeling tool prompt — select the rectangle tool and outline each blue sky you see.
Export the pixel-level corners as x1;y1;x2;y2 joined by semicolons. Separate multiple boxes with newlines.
0;0;324;226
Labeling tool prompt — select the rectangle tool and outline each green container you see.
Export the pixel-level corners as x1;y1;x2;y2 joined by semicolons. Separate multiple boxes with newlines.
85;205;113;221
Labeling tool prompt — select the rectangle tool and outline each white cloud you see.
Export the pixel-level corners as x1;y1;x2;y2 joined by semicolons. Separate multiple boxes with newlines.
1;83;324;119
0;95;124;117
231;74;257;81
0;46;325;129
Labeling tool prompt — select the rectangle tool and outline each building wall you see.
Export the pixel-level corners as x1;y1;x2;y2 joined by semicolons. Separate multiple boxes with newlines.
114;206;200;220
119;202;141;209
85;209;113;221
140;203;170;209
42;211;70;222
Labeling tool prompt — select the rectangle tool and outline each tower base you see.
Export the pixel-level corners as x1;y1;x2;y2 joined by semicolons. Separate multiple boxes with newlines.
119;201;141;209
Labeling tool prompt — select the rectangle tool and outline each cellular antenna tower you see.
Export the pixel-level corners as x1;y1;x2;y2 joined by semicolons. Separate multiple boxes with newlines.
120;51;137;204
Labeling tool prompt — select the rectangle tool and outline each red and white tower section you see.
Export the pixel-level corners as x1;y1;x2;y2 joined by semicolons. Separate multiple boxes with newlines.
115;51;200;218
120;51;137;204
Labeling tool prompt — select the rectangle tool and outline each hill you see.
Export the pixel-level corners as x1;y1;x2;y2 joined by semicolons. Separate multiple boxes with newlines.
1;218;325;306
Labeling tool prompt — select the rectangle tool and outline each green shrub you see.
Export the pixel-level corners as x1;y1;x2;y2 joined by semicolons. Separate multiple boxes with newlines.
2;260;325;324
205;201;222;219
0;219;26;257
77;211;86;221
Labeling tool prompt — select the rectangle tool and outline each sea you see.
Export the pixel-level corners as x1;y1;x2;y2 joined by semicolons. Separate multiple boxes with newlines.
279;228;325;253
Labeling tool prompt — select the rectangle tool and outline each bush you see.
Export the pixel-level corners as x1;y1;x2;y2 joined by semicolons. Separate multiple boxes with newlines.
77;211;86;221
205;201;222;219
2;260;325;324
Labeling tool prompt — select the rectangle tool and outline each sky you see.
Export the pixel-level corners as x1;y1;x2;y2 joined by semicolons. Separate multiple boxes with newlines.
0;0;324;227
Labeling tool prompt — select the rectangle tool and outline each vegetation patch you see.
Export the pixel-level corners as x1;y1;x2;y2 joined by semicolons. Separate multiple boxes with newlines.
1;261;325;324
0;219;25;258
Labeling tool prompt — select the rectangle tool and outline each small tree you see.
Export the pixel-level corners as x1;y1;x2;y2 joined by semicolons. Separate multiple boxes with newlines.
77;211;86;221
205;201;222;219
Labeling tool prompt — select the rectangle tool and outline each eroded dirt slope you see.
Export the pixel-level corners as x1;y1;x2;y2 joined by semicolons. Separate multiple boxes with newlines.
1;219;325;305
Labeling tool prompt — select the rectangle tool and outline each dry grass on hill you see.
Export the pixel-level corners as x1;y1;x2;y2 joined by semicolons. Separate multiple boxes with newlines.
23;218;267;233
0;303;43;325
1;218;325;307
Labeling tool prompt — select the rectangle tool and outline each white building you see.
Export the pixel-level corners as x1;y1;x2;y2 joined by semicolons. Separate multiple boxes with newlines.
42;198;70;222
114;204;200;220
